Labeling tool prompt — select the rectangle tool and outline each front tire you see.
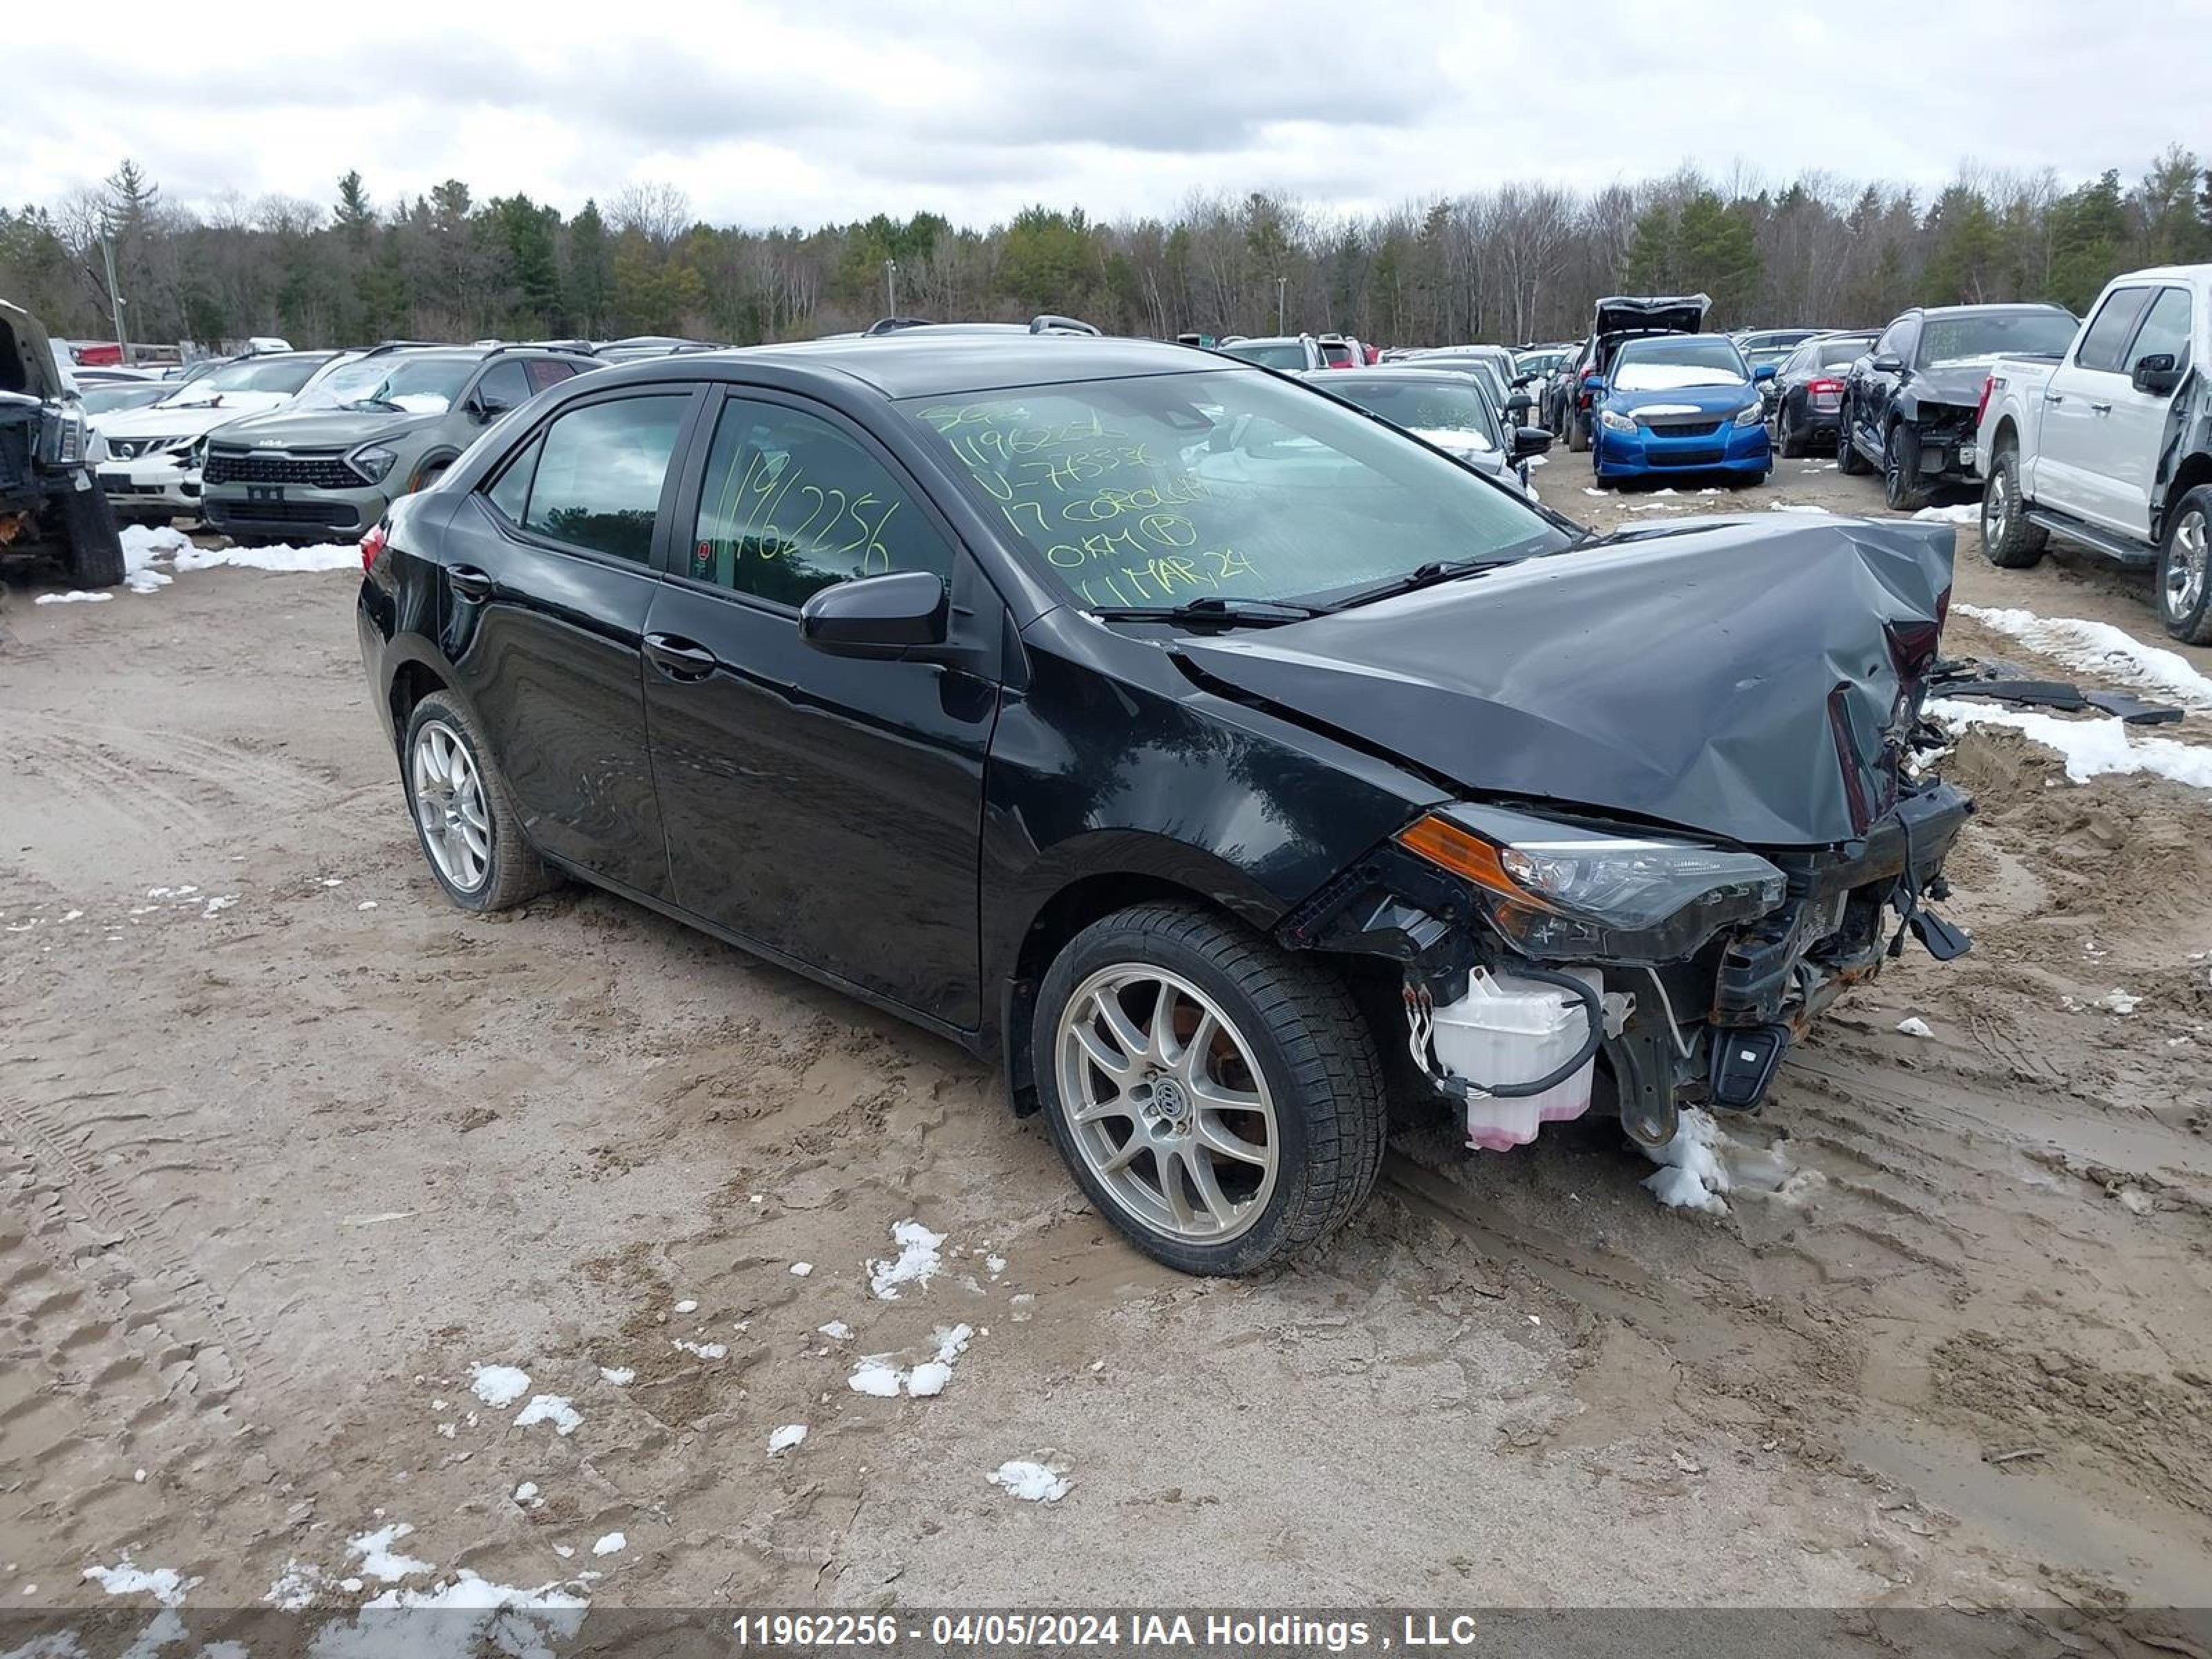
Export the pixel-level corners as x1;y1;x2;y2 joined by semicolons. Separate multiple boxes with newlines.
1979;444;2048;569
1837;402;1870;475
1883;421;1929;512
1033;903;1387;1275
401;691;555;912
2157;486;2212;645
59;480;126;588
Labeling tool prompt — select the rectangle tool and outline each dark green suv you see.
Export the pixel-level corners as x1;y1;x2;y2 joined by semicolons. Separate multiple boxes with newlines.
201;343;594;543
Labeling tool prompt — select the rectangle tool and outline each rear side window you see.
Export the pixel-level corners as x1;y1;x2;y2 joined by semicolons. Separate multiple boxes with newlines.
525;359;579;393
688;397;953;608
2128;287;2193;375
2076;288;2153;373
521;395;689;561
485;436;538;524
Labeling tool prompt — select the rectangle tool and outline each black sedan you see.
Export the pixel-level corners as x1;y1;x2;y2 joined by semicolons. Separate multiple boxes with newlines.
1768;331;1876;457
1840;303;2077;509
357;332;1973;1274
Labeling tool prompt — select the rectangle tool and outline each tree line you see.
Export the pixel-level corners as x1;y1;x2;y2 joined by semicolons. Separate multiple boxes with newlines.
4;149;2210;356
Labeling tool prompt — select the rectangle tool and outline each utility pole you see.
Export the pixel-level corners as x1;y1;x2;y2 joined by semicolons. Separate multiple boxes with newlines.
885;259;898;317
101;234;129;363
1276;276;1286;335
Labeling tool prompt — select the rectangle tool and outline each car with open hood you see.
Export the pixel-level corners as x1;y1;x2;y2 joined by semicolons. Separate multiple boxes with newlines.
356;332;1973;1275
1550;294;1713;451
92;349;348;523
200;343;594;543
1;297;124;587
1840;303;2077;510
1587;333;1773;486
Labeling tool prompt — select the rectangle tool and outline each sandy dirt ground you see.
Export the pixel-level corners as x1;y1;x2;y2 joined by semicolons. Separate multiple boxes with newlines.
1;453;2209;1641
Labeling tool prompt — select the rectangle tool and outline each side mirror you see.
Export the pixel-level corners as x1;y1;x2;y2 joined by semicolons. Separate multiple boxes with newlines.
1510;427;1553;462
798;570;949;660
1582;374;1606;393
471;393;514;423
1505;392;1533;416
1871;354;1903;373
1752;363;1777;382
2132;353;2183;396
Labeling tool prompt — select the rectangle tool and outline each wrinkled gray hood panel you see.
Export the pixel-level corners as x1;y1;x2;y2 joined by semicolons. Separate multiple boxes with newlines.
1177;516;1955;850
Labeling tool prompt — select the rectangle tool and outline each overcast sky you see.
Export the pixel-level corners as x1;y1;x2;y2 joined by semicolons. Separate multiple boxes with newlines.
17;1;2206;229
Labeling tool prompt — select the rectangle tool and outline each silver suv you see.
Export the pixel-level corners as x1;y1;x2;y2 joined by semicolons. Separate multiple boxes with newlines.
200;343;594;543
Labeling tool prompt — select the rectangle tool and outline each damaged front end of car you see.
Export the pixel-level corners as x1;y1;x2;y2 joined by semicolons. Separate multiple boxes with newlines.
1239;516;1975;1153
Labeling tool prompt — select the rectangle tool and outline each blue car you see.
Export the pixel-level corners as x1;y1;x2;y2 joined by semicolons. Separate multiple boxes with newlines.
1588;335;1774;487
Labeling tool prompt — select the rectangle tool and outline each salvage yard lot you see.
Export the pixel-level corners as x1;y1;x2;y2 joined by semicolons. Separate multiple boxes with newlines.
2;457;2209;1629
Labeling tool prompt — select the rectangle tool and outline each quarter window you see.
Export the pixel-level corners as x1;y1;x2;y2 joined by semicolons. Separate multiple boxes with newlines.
521;395;689;561
485;435;538;524
2075;288;2153;373
526;358;580;393
688;397;953;608
2128;287;2194;377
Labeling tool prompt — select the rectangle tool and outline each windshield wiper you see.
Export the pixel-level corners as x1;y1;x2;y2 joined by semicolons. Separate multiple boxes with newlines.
1318;557;1516;613
1085;596;1324;628
346;397;402;413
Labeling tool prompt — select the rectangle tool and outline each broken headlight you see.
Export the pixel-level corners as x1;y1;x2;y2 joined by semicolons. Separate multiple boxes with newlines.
1397;805;1786;964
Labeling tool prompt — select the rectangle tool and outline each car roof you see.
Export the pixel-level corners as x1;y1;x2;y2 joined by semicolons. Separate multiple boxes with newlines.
635;332;1222;400
1909;303;2072;319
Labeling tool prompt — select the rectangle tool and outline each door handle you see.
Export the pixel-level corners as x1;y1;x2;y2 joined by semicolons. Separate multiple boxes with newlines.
447;565;494;601
2042;392;2064;404
2090;402;2112;415
645;632;721;680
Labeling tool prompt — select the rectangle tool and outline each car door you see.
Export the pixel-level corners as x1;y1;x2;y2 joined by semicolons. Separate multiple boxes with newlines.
2041;285;2155;530
437;384;702;897
639;387;1002;1028
1860;316;1915;449
2103;285;2193;539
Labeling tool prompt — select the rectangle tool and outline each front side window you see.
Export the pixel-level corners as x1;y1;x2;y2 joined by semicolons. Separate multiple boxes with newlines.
521;395;689;561
689;397;953;607
2074;289;2153;373
908;368;1564;612
2128;287;2193;377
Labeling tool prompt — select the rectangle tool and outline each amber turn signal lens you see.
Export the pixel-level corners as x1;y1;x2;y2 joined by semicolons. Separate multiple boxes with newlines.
1396;814;1526;899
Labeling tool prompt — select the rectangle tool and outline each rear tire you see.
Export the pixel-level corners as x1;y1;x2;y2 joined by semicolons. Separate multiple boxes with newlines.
400;691;556;913
2157;486;2212;645
1032;903;1387;1276
59;480;126;588
1883;421;1929;512
1979;444;2047;570
1566;411;1588;453
1837;403;1870;475
1777;400;1809;458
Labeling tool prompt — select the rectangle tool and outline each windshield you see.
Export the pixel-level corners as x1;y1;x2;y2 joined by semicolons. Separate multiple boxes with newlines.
1810;337;1873;370
1514;350;1567;376
908;368;1563;612
1918;310;2077;366
162;355;325;401
1219;341;1309;371
82;384;173;415
1611;337;1750;391
1326;377;1501;454
302;354;476;414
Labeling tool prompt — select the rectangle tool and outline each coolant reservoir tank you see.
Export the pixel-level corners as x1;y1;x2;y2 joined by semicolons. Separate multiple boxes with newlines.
1430;967;1602;1152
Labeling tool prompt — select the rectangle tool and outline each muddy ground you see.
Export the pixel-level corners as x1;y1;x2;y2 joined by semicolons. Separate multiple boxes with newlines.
2;453;2209;1638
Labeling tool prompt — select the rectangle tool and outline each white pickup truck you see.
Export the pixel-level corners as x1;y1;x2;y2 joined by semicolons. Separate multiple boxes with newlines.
1976;264;2211;641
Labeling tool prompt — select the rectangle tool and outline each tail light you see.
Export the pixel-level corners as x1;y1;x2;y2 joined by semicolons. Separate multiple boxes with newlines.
359;520;388;573
1806;377;1844;396
1974;375;1995;427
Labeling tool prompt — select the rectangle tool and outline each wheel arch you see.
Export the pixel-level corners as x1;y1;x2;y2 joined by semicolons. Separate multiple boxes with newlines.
2162;451;2212;529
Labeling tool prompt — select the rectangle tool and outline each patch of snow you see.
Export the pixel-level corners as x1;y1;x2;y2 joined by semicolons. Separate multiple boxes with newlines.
167;541;361;574
816;1321;852;1341
467;1364;531;1410
314;1570;589;1656
788;1261;814;1277
673;1298;697;1313
264;1560;326;1611
35;590;113;604
671;1339;727;1360
847;1358;903;1398
84;1557;198;1607
988;1459;1072;1502
590;1533;626;1557
1896;1016;1934;1038
768;1424;808;1455
1641;1107;1732;1216
597;1365;635;1386
357;900;378;911
906;1362;952;1398
2093;989;2141;1015
868;1219;946;1300
346;1522;432;1582
1953;605;2212;712
512;1482;539;1503
1911;502;1980;523
1767;502;1828;514
1582;487;1605;497
985;1254;1007;1277
1927;699;2212;790
514;1395;581;1436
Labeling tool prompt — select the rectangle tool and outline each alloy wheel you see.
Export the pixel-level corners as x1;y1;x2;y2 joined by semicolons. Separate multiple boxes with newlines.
2168;509;2209;623
1985;467;2011;545
1054;965;1279;1244
411;719;492;892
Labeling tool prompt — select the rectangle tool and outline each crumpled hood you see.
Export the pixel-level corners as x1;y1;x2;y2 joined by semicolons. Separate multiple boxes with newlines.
1175;516;1955;849
209;404;438;449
